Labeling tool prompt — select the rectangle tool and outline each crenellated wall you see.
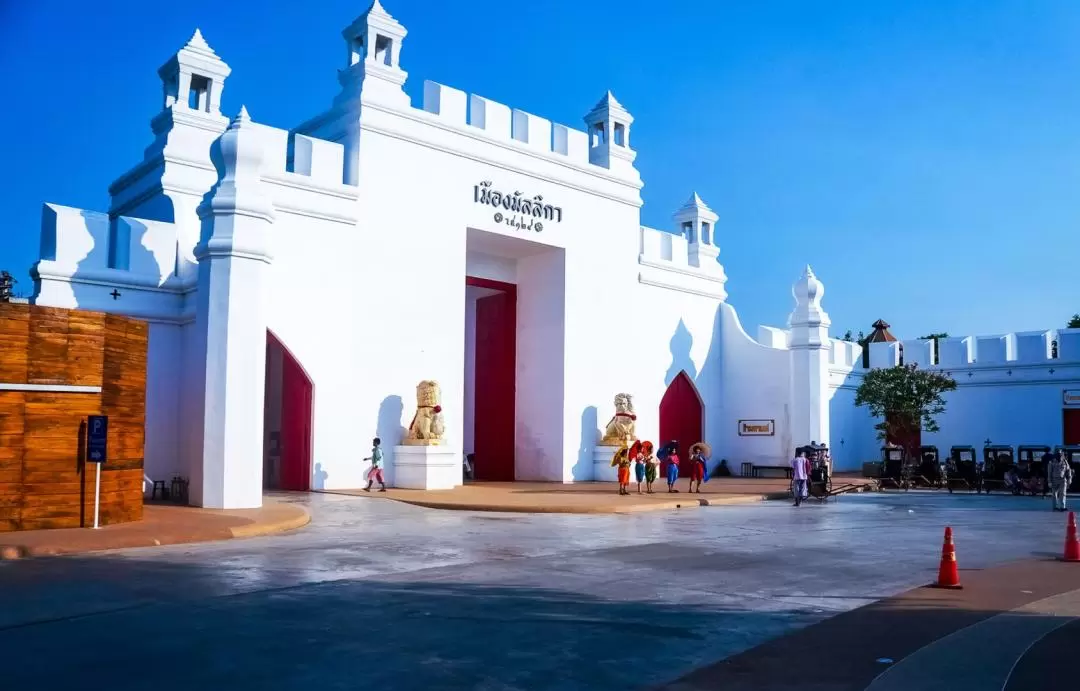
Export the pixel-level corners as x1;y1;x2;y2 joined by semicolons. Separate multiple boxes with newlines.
421;81;593;169
827;329;1080;471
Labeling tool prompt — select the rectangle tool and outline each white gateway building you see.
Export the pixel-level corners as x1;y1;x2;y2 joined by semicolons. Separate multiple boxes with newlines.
29;2;1080;508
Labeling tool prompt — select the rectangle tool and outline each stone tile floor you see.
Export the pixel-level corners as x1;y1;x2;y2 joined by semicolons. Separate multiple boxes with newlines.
0;490;1071;690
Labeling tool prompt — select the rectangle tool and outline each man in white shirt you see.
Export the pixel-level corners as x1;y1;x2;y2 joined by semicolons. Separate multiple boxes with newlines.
791;448;810;507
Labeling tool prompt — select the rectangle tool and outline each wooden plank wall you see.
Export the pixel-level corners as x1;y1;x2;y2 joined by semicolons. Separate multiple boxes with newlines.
0;304;147;532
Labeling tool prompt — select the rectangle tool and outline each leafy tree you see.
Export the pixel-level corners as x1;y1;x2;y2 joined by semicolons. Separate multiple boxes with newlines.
0;271;15;303
1068;314;1080;329
842;330;854;342
854;363;957;460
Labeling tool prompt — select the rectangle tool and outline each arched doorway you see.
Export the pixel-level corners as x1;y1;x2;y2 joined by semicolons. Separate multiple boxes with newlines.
264;331;314;491
659;371;704;478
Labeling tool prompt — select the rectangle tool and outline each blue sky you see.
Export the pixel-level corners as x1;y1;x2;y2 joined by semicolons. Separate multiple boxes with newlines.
2;0;1080;339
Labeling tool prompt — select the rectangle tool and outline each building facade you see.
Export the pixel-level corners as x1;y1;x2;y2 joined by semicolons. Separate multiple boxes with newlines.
27;1;1080;508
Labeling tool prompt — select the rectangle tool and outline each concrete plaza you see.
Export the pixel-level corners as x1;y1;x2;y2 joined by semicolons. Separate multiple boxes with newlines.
0;491;1073;689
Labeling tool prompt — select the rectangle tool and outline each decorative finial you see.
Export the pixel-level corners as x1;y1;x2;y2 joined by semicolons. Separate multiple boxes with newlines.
803;264;816;278
187;28;213;52
230;105;251;127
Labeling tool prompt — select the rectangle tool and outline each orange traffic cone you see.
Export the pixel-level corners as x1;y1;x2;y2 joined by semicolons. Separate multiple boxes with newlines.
1062;511;1080;563
934;526;963;589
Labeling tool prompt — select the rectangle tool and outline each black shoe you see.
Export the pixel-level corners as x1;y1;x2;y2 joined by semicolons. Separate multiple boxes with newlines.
363;487;371;492
378;487;387;492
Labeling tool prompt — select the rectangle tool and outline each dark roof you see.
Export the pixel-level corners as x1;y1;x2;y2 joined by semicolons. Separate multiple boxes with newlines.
867;319;897;343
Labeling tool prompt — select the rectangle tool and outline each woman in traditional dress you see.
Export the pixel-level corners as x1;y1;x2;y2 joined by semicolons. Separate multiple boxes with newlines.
642;441;659;494
631;440;647;494
611;445;632;495
659;440;681;493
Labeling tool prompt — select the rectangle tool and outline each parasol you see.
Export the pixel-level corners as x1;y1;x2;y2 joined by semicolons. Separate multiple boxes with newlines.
690;442;712;458
610;445;628;467
629;440;643;458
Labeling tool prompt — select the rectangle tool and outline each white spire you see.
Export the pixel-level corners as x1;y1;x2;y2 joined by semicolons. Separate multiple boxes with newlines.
185;28;217;56
790;265;830;328
236;105;251;123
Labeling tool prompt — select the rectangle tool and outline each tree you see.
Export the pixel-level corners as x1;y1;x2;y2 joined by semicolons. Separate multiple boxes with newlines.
842;330;854;342
1068;314;1080;329
0;271;15;303
854;363;957;461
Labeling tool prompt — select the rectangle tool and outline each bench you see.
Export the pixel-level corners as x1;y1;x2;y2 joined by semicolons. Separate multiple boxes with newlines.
751;464;793;479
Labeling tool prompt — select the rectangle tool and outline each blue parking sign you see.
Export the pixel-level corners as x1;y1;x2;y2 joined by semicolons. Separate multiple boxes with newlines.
87;415;108;464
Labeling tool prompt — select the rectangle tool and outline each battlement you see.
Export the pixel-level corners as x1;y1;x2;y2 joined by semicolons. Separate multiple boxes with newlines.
38;204;179;285
253;122;347;188
868;330;1080;368
421;81;593;169
637;226;727;299
828;337;863;368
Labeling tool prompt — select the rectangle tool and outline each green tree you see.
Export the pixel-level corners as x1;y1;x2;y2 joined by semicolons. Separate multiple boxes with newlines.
854;363;957;460
1068;314;1080;329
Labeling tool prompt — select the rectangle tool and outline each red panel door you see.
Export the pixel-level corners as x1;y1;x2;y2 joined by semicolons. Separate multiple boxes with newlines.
1065;409;1080;445
279;341;313;492
473;290;516;481
659;372;703;478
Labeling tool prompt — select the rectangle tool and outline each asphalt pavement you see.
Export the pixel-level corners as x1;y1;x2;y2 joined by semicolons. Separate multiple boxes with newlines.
0;490;1070;690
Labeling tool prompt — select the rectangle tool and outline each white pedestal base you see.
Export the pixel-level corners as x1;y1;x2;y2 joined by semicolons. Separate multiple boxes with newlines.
593;445;622;482
392;445;461;490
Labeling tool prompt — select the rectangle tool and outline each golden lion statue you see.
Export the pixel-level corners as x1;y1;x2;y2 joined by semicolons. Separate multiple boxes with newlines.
600;393;638;445
404;380;447;446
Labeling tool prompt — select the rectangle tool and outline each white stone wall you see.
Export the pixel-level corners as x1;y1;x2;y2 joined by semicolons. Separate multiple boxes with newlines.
828;331;1080;471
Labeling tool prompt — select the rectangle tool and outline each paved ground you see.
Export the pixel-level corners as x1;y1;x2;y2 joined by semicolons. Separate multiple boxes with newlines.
0;497;310;558
0;490;1073;690
323;474;875;514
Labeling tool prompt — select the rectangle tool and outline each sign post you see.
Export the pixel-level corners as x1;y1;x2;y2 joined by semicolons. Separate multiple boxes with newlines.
87;415;108;529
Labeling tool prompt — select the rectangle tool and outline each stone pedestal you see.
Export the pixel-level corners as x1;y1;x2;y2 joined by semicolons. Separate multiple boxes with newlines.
392;445;460;490
593;445;622;482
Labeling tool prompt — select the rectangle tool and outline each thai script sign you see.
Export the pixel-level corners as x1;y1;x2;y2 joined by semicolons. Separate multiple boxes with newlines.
738;419;775;436
474;181;562;233
1064;390;1080;407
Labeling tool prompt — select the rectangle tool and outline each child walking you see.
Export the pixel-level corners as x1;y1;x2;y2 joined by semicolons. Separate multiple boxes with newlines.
363;437;386;492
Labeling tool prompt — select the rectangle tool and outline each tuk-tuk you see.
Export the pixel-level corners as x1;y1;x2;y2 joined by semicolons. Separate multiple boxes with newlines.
916;445;946;488
880;446;907;489
982;445;1015;493
1017;445;1051;495
947;445;979;493
1055;446;1080;492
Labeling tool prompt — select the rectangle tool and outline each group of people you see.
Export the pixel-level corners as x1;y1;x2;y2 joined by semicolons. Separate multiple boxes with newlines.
612;440;711;495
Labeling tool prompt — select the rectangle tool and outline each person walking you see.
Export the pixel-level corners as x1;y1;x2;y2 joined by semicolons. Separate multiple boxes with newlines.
1047;450;1074;512
363;437;387;492
791;448;811;507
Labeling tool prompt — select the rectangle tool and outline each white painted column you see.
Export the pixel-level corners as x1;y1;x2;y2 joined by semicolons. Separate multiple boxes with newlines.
190;106;275;509
788;266;831;449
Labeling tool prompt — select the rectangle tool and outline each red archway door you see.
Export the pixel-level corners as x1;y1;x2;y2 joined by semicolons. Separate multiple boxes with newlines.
469;277;517;481
659;371;703;478
269;332;314;492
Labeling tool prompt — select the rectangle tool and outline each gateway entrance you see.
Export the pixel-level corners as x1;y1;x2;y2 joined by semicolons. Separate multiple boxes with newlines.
263;331;314;491
465;277;517;480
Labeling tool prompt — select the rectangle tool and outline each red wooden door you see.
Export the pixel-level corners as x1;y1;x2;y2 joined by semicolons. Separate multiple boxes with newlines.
659;372;703;478
473;290;516;481
278;339;313;492
1065;409;1080;445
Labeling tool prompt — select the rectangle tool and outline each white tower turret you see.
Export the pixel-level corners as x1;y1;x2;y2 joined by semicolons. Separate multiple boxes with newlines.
158;28;232;116
673;192;721;269
337;0;409;107
788;265;832;449
583;91;638;178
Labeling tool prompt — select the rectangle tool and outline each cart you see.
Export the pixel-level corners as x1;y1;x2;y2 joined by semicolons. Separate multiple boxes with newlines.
879;446;909;490
914;445;946;489
1017;445;1051;496
947;445;980;493
981;445;1015;494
